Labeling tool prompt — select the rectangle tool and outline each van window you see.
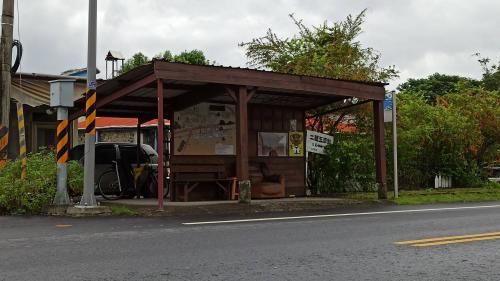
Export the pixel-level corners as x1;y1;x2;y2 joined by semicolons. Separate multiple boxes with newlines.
95;145;117;164
120;146;148;164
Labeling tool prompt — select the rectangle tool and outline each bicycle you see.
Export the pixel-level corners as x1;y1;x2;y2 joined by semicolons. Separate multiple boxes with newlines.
97;160;126;200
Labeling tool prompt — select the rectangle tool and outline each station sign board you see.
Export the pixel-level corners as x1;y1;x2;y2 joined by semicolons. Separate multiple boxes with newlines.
306;130;333;155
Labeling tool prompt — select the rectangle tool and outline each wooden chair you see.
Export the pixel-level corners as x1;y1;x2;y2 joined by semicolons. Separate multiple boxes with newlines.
249;162;285;199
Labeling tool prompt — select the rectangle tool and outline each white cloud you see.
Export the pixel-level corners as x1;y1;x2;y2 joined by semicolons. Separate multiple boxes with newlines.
10;0;500;89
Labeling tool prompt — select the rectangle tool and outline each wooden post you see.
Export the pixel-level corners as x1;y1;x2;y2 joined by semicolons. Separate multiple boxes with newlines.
236;86;251;203
373;100;387;199
157;79;164;209
136;119;141;166
134;119;142;198
236;86;249;181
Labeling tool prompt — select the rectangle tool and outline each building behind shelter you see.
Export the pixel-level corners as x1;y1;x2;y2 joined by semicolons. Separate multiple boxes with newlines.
77;117;170;151
8;72;87;158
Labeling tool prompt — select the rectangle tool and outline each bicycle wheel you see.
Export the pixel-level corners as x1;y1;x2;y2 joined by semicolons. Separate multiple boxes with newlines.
144;174;170;199
98;170;122;200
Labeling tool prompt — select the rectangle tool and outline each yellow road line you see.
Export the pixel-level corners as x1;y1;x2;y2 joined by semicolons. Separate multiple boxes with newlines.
395;231;500;245
413;235;500;247
55;224;72;228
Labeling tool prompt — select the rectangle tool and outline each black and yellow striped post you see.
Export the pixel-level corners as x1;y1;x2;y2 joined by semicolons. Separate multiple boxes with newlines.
80;86;98;206
56;119;69;165
0;125;7;169
16;103;27;178
85;89;96;136
53;109;70;205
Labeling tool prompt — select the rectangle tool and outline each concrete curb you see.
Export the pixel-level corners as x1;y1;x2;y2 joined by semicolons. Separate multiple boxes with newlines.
100;198;392;218
65;206;112;217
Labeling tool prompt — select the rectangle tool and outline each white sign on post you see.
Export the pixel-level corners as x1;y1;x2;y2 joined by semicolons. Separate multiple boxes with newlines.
306;130;334;155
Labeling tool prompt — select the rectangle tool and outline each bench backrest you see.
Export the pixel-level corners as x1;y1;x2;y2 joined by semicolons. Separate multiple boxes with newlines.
172;158;227;180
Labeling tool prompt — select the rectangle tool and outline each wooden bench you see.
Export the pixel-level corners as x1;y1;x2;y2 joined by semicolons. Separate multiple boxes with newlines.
171;159;236;202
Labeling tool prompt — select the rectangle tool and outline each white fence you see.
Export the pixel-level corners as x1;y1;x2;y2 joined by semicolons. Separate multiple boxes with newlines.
434;174;452;188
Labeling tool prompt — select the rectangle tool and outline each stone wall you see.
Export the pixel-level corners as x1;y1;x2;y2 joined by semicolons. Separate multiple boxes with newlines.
78;128;137;144
78;128;159;150
99;129;136;143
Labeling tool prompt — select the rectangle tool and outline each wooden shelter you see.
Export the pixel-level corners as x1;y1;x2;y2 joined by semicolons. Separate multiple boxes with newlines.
71;60;387;208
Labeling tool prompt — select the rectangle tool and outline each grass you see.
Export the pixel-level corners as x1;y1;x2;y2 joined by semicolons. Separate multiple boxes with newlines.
345;185;500;205
109;205;139;216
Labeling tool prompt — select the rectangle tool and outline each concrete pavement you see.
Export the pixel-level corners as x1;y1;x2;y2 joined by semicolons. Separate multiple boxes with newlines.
2;202;500;280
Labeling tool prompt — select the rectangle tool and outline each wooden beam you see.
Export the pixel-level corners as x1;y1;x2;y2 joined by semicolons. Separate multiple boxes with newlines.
373;100;387;199
96;110;155;119
167;86;226;111
154;61;386;100
100;104;157;113
224;86;237;103
118;96;157;104
97;74;156;109
247;88;257;103
69;74;156;120
236;86;249;181
305;99;372;119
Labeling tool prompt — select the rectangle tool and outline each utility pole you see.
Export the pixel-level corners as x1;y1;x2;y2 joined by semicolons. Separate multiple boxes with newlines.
0;0;14;167
80;0;97;207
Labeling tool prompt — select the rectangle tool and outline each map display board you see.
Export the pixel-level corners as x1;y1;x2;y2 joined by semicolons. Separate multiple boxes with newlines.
173;103;236;155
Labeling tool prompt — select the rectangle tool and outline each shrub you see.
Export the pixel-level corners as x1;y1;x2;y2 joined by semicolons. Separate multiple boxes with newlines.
0;150;83;214
309;133;377;194
68;160;84;196
307;87;498;193
396;90;498;188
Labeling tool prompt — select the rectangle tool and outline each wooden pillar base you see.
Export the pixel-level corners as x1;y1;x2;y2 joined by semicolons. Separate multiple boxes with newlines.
377;182;387;200
238;180;251;204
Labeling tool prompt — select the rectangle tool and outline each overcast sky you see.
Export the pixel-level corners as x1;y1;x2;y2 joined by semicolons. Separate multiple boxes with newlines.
10;0;500;89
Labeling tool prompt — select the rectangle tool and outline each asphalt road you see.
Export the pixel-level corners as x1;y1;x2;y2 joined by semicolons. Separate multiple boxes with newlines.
2;203;500;281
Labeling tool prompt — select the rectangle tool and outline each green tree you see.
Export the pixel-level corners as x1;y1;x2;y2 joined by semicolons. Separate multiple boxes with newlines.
121;52;149;73
240;10;398;82
397;73;481;104
240;11;398;193
121;49;210;74
476;55;500;92
440;87;500;167
173;49;209;65
160;50;174;61
396;87;500;188
397;93;478;187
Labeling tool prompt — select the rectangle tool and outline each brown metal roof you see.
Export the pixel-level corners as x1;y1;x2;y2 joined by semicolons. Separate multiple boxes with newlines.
72;60;386;120
153;59;388;87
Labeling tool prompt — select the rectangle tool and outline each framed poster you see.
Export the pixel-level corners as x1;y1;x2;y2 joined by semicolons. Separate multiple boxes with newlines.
258;132;288;157
288;131;304;157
